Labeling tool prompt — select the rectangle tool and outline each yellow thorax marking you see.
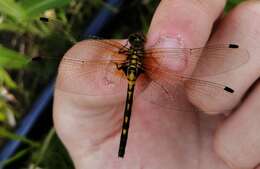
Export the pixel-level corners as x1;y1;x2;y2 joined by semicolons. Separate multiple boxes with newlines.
131;59;137;64
132;55;138;59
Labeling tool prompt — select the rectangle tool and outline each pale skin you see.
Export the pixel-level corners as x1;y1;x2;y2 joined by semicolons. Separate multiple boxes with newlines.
53;0;260;169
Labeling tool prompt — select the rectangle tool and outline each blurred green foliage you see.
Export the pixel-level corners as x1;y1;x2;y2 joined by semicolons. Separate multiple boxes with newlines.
0;0;109;168
0;0;245;168
0;0;73;138
225;0;245;12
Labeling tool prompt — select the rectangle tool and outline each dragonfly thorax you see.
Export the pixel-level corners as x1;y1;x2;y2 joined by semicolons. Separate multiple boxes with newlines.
117;33;146;78
123;51;144;79
128;32;146;49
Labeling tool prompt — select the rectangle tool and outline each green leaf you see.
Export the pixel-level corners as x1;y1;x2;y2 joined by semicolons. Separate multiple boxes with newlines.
0;0;27;22
20;0;71;18
35;134;74;169
0;20;44;36
0;68;17;88
225;0;244;12
0;111;6;121
0;45;30;69
3;147;33;166
0;127;40;147
34;128;55;167
0;22;26;33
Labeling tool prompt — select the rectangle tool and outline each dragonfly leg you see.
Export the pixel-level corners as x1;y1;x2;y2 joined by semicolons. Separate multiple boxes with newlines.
114;62;129;75
115;63;124;70
119;42;130;54
119;49;129;55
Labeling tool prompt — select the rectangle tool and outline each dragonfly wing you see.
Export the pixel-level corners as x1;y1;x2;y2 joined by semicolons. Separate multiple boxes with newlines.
37;39;129;96
140;64;235;113
192;44;249;77
144;44;249;77
140;76;198;112
56;59;127;96
85;39;129;52
184;78;236;113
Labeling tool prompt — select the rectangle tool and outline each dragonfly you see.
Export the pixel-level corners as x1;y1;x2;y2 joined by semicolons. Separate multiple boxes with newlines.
37;17;249;158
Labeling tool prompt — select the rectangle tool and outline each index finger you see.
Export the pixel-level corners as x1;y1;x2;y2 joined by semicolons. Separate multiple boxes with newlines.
147;0;226;47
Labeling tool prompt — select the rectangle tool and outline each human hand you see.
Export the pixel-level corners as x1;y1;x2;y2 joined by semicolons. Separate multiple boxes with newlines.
53;1;260;169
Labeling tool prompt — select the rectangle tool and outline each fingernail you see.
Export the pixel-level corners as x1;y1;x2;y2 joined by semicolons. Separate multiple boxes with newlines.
148;35;186;72
151;35;184;48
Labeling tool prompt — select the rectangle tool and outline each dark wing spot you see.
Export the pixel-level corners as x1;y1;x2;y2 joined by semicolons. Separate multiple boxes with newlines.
224;86;234;93
229;44;239;48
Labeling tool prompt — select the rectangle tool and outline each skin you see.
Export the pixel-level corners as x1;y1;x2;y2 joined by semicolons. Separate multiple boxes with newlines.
53;0;260;169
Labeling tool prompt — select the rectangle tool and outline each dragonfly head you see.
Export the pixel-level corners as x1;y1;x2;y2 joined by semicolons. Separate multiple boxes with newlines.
128;32;146;48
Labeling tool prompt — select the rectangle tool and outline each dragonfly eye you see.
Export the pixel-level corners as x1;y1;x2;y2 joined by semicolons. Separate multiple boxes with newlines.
128;33;145;47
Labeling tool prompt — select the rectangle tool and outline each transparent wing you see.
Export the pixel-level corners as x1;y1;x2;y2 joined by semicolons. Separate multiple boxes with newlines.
33;39;129;96
139;76;198;112
144;44;249;77
139;61;235;113
56;59;128;96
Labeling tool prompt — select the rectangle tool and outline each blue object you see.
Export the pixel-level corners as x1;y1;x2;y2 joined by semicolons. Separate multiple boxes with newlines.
84;0;123;37
0;82;54;168
0;0;123;167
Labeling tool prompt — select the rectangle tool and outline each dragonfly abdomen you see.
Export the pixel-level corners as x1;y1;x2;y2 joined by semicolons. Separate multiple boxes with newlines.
118;34;145;157
118;53;143;157
118;69;137;157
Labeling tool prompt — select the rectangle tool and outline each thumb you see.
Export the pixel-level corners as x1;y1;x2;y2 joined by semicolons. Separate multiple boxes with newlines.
53;40;125;163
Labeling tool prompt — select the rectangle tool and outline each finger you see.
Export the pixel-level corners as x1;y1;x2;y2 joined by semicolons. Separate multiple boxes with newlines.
53;40;126;162
146;0;228;109
187;1;260;114
55;40;127;106
147;0;226;47
210;1;260;169
215;80;260;169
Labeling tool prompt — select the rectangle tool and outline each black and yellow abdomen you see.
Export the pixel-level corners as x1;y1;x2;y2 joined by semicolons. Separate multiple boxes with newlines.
118;33;146;158
118;54;142;157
